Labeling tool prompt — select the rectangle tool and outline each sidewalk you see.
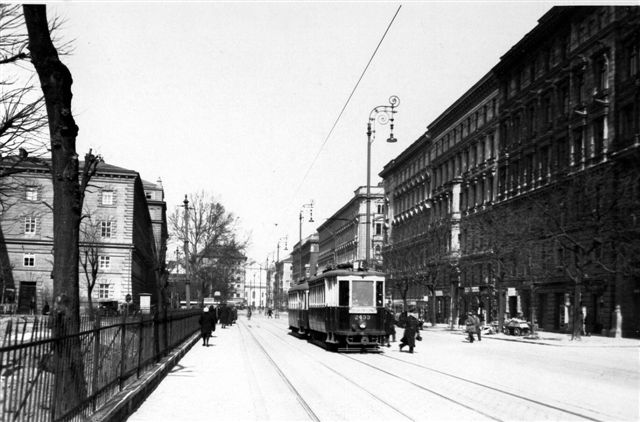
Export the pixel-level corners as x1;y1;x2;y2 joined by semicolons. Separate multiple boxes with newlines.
425;323;640;347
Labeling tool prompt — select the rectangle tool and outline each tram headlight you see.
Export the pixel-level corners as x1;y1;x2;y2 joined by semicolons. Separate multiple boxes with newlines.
359;321;367;330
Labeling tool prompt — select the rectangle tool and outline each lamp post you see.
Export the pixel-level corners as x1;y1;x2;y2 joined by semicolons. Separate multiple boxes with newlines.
275;236;288;315
298;201;314;281
182;195;191;309
365;96;399;269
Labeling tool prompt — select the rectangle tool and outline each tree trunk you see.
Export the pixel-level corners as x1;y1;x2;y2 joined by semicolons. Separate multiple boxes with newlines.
23;5;87;418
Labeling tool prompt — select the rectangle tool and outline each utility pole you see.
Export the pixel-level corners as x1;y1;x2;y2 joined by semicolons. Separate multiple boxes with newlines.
183;195;191;309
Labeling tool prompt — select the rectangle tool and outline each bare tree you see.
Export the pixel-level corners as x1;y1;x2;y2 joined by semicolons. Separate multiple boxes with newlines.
0;4;73;184
79;211;104;319
532;163;640;340
461;204;534;332
23;5;100;418
169;191;248;303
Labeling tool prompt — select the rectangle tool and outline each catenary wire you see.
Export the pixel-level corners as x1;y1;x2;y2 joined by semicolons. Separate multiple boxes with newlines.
287;5;402;209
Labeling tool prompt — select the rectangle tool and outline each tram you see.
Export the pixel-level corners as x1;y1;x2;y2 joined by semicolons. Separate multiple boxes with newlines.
287;281;309;336
288;265;386;352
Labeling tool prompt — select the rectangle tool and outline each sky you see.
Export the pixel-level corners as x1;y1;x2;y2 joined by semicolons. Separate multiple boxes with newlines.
44;1;562;265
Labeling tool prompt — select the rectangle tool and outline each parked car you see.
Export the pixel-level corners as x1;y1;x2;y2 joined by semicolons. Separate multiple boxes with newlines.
503;318;531;336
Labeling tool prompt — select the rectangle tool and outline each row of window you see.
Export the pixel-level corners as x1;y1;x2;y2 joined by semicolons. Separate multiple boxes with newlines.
23;217;116;237
21;253;111;269
23;187;116;206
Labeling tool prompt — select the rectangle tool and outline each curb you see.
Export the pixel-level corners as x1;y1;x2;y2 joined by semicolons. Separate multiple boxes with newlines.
426;327;640;348
92;332;200;422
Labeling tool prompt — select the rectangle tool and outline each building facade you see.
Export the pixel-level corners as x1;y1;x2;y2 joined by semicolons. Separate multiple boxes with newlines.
0;160;166;313
274;255;292;310
381;72;499;323
381;6;639;337
486;6;640;336
316;186;385;271
291;234;318;283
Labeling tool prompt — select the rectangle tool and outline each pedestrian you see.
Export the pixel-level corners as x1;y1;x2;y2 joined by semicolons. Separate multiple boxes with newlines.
208;305;217;332
247;307;252;320
267;308;273;318
399;312;421;353
29;297;36;315
384;307;396;347
42;301;50;315
465;311;476;343
231;306;237;324
473;312;482;342
198;307;214;346
219;304;229;328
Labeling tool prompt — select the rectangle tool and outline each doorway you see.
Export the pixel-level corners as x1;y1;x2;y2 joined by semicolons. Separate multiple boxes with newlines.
18;282;36;314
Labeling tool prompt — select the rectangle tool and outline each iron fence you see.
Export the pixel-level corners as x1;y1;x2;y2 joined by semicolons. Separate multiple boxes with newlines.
0;309;201;421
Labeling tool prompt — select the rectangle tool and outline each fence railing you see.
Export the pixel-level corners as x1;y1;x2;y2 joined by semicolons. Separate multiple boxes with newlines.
0;309;201;422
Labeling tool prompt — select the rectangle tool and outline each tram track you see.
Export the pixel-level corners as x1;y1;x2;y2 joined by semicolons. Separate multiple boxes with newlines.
255;317;611;421
242;319;415;421
238;320;320;422
345;353;606;422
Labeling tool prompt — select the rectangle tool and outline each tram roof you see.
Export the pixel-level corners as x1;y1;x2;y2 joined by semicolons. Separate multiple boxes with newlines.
309;268;385;282
288;281;309;292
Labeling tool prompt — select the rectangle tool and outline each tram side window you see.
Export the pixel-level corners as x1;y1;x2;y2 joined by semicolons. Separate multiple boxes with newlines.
376;281;383;306
339;280;349;307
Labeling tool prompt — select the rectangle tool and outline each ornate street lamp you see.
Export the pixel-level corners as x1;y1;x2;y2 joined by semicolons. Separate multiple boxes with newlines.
365;96;399;269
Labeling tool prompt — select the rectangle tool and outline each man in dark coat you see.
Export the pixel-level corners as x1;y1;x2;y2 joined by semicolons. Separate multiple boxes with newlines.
219;304;229;328
208;305;217;332
384;308;396;347
198;307;214;346
399;312;421;353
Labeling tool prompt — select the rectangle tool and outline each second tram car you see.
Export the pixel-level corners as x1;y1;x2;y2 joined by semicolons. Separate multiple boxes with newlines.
287;281;309;336
288;266;386;352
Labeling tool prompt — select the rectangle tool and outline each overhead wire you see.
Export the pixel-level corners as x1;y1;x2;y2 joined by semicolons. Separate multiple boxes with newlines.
288;4;402;208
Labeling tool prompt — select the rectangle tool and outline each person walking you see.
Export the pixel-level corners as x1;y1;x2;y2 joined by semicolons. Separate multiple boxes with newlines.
198;307;214;347
399;312;421;353
219;304;229;328
465;311;476;343
208;305;217;332
247;307;252;320
473;312;482;342
384;307;396;347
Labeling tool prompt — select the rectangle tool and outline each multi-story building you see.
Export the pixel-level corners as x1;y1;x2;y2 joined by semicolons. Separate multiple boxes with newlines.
274;255;293;310
487;6;640;337
381;72;499;324
244;264;268;308
382;6;639;337
143;178;168;277
0;159;166;313
317;186;385;271
291;234;318;283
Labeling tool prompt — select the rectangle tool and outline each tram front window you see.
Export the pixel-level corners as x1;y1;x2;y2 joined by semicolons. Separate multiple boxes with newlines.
352;280;373;307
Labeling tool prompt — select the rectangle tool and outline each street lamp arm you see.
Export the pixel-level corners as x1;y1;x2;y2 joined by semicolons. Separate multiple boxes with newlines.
365;95;400;269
